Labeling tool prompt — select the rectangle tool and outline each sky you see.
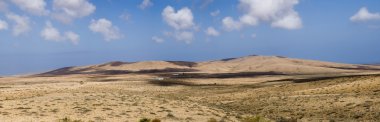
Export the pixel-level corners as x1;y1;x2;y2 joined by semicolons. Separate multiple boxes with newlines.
0;0;380;76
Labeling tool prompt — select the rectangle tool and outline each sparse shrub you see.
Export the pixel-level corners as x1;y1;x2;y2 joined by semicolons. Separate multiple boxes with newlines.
138;118;161;122
207;118;218;122
167;113;175;118
79;81;84;85
278;117;297;122
59;117;84;122
151;118;161;122
241;115;272;122
139;118;151;122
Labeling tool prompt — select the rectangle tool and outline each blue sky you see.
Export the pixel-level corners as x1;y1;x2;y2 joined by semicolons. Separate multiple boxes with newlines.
0;0;380;76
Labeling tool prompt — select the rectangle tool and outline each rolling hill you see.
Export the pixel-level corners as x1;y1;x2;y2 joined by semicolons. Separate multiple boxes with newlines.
41;55;380;75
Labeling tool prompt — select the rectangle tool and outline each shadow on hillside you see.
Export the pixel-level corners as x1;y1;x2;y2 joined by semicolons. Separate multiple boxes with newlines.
269;74;380;83
148;79;228;87
37;68;199;76
156;71;284;79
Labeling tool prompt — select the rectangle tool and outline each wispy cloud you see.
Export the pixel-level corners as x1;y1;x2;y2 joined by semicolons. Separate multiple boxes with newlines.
0;19;8;30
6;13;31;36
139;0;153;10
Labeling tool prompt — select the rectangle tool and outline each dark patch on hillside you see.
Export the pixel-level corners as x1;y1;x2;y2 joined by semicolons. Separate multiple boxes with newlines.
275;56;287;58
157;71;284;79
137;68;198;73
325;66;380;71
148;79;227;86
148;79;196;86
38;67;199;76
220;58;237;61
98;61;129;67
269;73;380;83
166;61;197;67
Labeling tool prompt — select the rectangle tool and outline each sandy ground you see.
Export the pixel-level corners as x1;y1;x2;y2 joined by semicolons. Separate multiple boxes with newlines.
0;73;379;122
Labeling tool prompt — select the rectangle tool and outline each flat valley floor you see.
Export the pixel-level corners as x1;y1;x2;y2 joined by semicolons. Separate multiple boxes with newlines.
0;72;379;122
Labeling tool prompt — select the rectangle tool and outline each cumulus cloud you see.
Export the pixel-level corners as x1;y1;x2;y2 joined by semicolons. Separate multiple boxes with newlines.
64;31;80;45
89;18;123;41
210;10;220;17
41;21;80;45
41;21;62;41
223;0;302;30
0;19;8;30
52;0;96;23
222;17;242;31
162;6;196;43
152;36;164;43
10;0;49;16
205;27;219;37
6;13;31;36
162;6;195;30
350;7;380;22
139;0;153;10
173;31;193;44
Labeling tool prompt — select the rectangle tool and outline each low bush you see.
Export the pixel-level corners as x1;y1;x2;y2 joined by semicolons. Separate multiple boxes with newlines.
207;118;218;122
241;115;272;122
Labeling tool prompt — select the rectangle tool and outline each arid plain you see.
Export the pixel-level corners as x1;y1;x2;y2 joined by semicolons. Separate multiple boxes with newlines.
0;56;380;122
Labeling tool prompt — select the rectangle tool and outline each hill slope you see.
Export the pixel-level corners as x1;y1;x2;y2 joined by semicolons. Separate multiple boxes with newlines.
41;55;380;75
195;56;380;74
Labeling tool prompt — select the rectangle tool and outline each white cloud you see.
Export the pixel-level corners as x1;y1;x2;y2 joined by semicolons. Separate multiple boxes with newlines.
162;6;196;43
223;0;302;30
41;21;80;45
210;10;220;17
173;31;193;44
89;18;123;41
11;0;49;16
152;36;164;43
271;12;302;29
163;31;194;44
41;21;62;41
162;6;195;30
222;17;242;31
205;27;219;37
0;19;8;30
64;31;80;45
139;0;153;10
52;0;96;23
350;7;380;22
6;13;31;36
119;12;131;21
